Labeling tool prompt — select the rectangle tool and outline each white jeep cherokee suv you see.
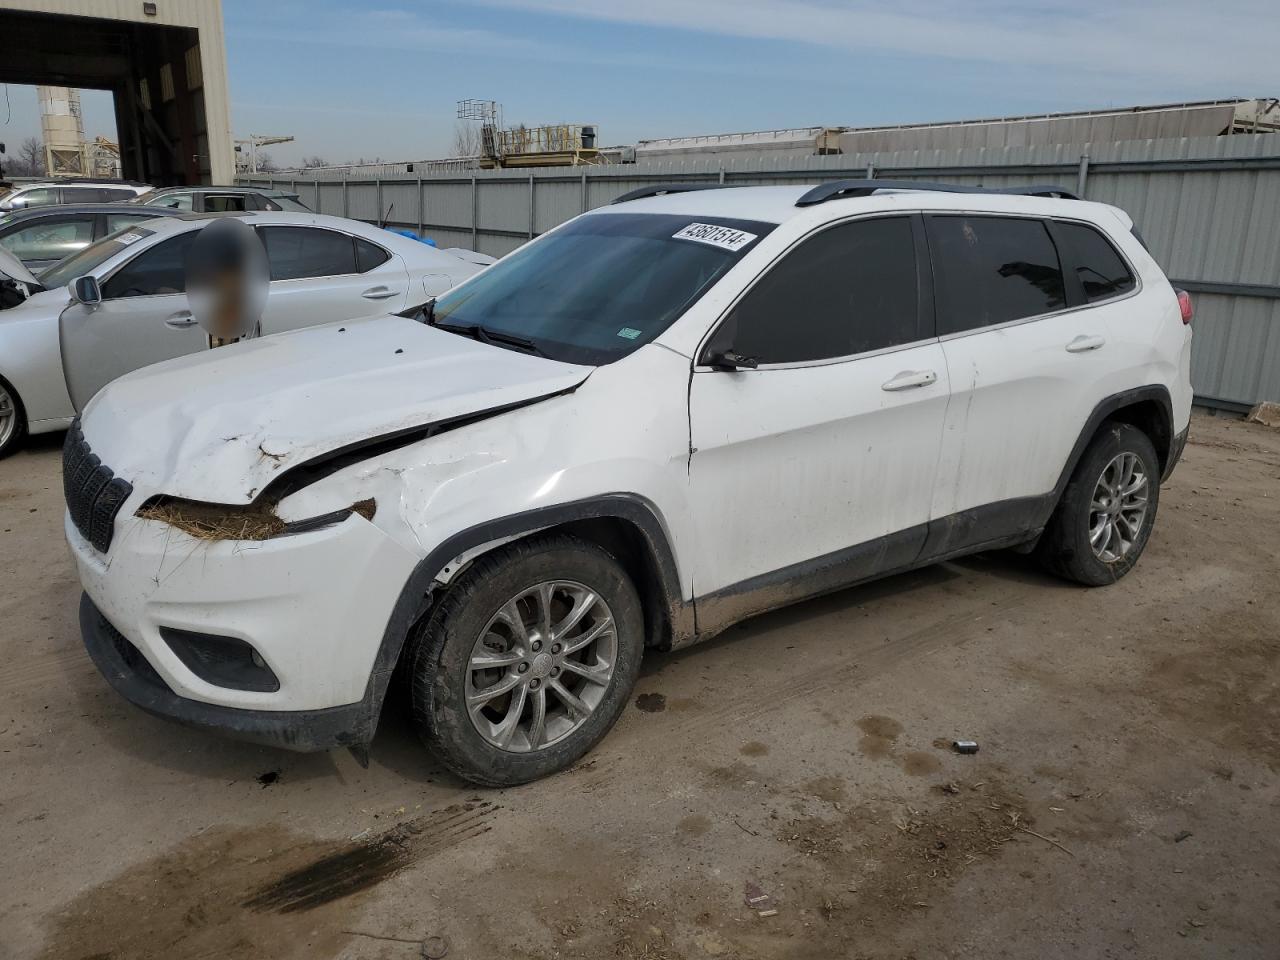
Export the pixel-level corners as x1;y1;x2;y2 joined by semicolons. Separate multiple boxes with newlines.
66;180;1193;785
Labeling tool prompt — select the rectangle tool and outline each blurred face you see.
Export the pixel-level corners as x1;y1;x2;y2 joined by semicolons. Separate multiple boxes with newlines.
186;219;269;342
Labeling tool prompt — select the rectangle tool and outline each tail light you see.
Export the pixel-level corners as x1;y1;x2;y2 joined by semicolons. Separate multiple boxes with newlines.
1175;288;1193;325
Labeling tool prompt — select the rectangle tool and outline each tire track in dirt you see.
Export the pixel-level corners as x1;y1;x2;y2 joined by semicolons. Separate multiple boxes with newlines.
243;800;499;913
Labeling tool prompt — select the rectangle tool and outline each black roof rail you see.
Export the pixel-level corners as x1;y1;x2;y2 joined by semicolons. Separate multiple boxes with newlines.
794;179;1080;207
50;176;150;186
610;183;726;205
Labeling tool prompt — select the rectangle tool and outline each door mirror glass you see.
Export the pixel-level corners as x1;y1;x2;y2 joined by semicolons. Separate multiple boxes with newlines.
70;275;102;306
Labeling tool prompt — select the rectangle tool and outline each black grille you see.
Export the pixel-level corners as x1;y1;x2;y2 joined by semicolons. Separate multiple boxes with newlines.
62;420;132;553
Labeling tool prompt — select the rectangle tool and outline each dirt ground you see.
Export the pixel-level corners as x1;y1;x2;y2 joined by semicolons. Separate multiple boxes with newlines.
2;411;1278;960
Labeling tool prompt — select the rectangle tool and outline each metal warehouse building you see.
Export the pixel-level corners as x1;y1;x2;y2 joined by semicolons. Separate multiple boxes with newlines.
633;99;1280;162
0;0;235;184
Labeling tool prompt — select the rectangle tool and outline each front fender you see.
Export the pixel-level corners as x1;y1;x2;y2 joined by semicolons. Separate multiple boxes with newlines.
0;299;75;430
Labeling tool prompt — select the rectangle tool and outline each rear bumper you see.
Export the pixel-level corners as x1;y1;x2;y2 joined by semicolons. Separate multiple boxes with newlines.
80;593;372;752
1162;425;1190;482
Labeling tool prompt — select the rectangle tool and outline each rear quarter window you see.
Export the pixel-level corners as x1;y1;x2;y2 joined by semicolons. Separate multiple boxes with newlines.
355;237;391;272
1053;221;1136;303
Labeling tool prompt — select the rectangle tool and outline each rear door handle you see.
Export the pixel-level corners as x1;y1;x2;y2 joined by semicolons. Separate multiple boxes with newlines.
1066;334;1106;353
164;311;197;328
361;286;399;300
881;369;938;392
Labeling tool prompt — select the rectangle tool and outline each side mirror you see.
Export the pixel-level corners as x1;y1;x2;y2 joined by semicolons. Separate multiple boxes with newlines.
704;349;759;371
70;275;103;307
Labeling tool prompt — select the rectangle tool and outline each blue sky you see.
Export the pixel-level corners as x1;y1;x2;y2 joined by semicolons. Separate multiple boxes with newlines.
2;0;1275;169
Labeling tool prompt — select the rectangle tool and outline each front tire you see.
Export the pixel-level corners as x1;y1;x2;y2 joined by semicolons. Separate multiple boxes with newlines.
408;534;644;786
1036;421;1160;585
0;376;27;459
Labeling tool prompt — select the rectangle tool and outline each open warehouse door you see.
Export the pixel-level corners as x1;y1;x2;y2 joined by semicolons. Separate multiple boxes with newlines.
0;0;234;186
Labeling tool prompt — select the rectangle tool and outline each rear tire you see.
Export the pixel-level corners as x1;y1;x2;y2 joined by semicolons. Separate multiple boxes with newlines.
0;377;27;460
1036;421;1160;586
408;534;644;787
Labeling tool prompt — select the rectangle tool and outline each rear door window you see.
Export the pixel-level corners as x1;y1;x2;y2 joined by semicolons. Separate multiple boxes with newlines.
1054;221;1136;302
102;231;199;298
64;187;108;203
714;216;921;364
260;226;357;280
926;216;1066;334
147;192;194;211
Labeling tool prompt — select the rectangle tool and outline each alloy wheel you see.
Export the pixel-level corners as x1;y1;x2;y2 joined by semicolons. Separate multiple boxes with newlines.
465;580;617;752
1088;451;1149;563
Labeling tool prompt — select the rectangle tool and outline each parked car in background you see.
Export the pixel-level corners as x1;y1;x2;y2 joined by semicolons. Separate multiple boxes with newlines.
128;185;311;213
0;204;182;272
0;211;489;457
62;181;1192;786
0;178;151;211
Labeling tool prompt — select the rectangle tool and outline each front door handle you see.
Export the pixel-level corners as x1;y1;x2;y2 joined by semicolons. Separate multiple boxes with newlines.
164;311;197;328
1066;334;1106;353
881;369;938;392
361;286;399;300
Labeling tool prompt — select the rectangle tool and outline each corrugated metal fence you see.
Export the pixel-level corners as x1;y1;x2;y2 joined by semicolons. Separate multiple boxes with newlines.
243;133;1280;410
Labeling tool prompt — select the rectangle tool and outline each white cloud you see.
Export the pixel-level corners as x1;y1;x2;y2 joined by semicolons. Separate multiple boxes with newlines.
463;0;1277;90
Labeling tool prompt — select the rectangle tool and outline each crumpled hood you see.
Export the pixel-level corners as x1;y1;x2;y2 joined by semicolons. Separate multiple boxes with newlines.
80;314;591;504
0;246;39;288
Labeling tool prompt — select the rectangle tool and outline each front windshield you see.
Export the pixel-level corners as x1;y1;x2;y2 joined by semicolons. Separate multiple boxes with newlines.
431;212;773;364
126;189;160;204
38;226;157;288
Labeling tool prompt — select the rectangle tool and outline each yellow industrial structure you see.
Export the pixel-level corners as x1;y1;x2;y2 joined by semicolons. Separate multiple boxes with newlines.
458;100;601;168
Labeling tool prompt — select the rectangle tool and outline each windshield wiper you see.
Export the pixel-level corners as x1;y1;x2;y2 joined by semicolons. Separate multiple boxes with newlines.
434;319;546;357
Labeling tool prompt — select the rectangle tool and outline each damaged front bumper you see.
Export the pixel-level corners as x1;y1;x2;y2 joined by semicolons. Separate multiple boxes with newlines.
80;594;372;751
68;504;420;751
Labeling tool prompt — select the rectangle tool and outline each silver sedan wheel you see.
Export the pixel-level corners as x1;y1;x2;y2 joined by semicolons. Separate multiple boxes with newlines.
0;383;16;450
465;580;617;753
1089;452;1149;563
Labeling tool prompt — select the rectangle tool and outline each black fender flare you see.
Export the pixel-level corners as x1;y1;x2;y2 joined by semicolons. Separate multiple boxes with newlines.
1048;384;1174;512
356;493;689;742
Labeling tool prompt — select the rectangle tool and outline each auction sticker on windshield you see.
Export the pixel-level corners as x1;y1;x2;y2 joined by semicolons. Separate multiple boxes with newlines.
672;222;758;252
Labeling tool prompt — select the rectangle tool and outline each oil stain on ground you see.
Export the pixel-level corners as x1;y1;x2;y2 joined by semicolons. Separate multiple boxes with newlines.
635;693;667;713
36;801;498;960
856;714;903;760
901;751;942;776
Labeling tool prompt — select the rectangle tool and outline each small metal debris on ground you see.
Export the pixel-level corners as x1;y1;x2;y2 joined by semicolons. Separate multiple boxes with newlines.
744;880;776;917
1174;830;1193;843
952;740;980;754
